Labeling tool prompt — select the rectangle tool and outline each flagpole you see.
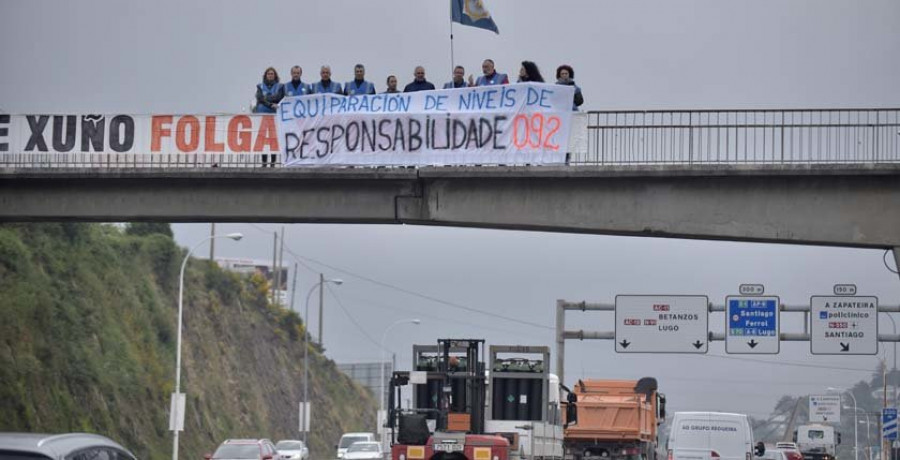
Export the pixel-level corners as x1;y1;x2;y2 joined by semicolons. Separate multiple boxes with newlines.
449;1;455;73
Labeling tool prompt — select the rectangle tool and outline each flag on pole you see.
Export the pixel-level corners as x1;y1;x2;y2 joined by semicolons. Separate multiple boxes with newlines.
451;0;499;34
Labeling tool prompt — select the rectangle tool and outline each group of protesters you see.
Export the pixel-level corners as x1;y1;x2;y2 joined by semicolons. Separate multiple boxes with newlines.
254;59;584;114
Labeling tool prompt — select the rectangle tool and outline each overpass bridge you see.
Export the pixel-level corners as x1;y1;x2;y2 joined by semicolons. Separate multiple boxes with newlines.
2;108;899;248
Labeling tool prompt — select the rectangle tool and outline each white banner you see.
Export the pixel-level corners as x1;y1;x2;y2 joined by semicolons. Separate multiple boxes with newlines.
278;82;575;167
0;113;280;155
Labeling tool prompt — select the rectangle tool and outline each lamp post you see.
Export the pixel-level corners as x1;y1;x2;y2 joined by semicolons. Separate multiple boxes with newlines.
829;387;859;460
885;315;898;412
379;319;421;444
886;315;897;371
860;408;872;460
172;233;242;460
886;315;898;460
301;275;343;444
844;405;873;460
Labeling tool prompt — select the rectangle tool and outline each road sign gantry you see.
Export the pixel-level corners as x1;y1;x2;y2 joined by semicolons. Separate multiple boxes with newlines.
557;295;894;354
555;297;900;386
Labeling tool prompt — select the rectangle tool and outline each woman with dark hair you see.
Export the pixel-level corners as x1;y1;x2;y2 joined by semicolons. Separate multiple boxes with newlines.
518;60;545;83
254;67;283;166
254;67;284;114
555;64;584;110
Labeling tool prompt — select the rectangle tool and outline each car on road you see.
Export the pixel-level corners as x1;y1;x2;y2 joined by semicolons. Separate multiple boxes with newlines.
775;443;799;451
206;439;278;460
343;442;384;460
763;450;788;460
0;432;136;460
773;444;803;460
335;433;375;459
275;440;308;460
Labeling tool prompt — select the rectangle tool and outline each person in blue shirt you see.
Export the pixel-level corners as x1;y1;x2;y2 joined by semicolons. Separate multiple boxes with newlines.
313;65;342;94
443;65;468;89
284;65;311;97
555;64;584;111
344;64;376;96
384;75;400;94
403;66;436;92
469;59;509;86
254;67;284;114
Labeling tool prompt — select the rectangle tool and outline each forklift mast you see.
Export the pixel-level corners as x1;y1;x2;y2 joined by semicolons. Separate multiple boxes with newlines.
388;339;487;437
436;338;486;434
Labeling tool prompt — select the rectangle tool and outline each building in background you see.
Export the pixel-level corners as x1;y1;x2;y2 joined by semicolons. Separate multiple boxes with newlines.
216;258;289;305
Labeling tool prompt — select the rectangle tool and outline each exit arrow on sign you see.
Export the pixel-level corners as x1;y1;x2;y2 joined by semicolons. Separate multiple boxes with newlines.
724;295;779;355
692;340;704;349
841;342;850;352
619;340;630;349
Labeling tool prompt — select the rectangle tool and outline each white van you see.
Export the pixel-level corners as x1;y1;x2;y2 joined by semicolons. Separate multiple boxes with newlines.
668;412;764;460
336;432;376;459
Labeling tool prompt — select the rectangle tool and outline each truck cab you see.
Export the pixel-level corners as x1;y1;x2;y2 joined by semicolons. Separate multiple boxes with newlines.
563;378;666;460
794;424;840;460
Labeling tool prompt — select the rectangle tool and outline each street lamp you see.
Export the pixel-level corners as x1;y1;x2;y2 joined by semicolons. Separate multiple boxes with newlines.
840;404;873;460
301;275;343;444
172;233;242;460
829;387;859;460
885;315;897;371
380;319;422;444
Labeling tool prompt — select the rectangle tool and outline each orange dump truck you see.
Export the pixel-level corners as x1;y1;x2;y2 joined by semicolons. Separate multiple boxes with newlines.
563;378;666;460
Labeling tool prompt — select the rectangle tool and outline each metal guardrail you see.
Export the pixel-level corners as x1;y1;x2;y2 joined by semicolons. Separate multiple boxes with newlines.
0;152;280;169
577;108;900;165
2;109;898;168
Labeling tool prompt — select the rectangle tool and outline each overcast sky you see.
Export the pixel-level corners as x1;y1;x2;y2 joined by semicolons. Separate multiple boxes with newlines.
3;0;900;419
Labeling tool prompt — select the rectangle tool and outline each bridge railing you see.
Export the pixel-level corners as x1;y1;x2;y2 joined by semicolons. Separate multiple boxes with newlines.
2;109;898;168
575;108;900;165
0;151;273;169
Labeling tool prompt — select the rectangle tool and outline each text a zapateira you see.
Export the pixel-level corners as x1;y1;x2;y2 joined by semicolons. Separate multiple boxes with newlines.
822;301;875;309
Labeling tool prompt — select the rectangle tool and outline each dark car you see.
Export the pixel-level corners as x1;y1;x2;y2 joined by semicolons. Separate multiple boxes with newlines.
206;439;278;460
0;432;136;460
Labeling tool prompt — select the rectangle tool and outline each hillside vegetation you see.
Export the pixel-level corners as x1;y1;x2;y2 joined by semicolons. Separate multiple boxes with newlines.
0;223;376;459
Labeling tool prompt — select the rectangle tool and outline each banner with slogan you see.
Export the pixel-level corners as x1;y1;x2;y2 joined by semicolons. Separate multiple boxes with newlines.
278;82;575;167
0;113;280;156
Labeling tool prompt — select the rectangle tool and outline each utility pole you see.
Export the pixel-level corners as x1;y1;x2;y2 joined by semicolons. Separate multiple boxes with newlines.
318;273;324;345
209;223;215;260
289;262;298;313
885;359;889;460
271;232;278;305
275;226;285;306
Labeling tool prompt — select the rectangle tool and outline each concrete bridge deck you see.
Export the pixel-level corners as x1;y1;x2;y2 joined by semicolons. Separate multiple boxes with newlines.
3;163;899;248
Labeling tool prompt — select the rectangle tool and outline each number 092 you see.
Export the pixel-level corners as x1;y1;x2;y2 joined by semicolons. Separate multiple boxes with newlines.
511;113;561;151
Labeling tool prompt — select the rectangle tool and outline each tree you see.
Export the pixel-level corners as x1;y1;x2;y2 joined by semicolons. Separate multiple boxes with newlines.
125;222;173;238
